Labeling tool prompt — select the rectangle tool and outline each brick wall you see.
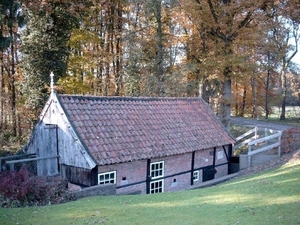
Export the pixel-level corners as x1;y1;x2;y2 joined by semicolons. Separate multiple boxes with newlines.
98;160;147;194
96;145;230;194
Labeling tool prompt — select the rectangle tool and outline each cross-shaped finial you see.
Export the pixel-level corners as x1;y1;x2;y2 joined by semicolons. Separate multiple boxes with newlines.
50;72;54;94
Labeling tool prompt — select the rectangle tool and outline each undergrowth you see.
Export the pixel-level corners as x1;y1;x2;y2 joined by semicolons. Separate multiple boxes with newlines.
0;166;73;208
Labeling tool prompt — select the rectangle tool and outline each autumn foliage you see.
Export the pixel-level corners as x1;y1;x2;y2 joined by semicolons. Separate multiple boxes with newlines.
0;166;71;208
0;0;299;147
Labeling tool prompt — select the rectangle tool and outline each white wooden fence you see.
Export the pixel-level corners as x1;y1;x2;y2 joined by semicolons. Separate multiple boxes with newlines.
233;127;259;151
234;127;282;168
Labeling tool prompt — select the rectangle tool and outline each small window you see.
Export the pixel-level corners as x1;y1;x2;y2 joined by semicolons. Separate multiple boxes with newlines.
150;180;164;194
193;171;199;181
98;171;116;185
149;161;164;194
150;161;164;178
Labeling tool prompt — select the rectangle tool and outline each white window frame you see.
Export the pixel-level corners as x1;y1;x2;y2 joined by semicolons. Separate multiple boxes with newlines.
98;171;116;185
150;161;164;194
150;161;164;178
193;170;199;181
150;180;164;194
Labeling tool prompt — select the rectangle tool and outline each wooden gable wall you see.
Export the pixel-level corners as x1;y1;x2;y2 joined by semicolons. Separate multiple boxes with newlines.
24;94;96;177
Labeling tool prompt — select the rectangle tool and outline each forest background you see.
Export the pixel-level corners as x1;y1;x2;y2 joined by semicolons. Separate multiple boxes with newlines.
0;0;299;153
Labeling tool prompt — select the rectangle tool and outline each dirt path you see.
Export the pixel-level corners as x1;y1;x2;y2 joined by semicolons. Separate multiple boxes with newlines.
231;116;294;131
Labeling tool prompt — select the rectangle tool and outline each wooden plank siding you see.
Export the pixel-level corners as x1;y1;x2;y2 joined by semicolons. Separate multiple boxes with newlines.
61;165;98;187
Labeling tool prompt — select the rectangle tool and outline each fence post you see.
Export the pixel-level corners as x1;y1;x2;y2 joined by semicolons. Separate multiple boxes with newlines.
248;144;252;168
10;163;14;171
255;127;258;139
278;132;282;157
265;128;268;145
265;128;267;137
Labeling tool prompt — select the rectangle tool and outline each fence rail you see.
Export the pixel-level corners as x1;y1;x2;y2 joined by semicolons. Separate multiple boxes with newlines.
0;153;36;172
233;127;282;168
247;131;282;167
0;154;59;175
233;127;258;151
5;155;59;171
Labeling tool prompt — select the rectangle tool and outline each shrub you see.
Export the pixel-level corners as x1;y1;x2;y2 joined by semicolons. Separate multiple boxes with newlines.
0;166;72;208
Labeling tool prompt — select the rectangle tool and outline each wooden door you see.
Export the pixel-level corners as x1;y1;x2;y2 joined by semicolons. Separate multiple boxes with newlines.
202;166;217;182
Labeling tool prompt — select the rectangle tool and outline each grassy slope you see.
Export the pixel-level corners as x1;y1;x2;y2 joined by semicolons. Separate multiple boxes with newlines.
1;160;300;225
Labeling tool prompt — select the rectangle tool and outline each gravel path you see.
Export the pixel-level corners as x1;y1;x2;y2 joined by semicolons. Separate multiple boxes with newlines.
231;116;293;131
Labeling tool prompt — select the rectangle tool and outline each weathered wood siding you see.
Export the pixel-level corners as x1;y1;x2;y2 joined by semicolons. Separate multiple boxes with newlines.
24;95;96;177
25;123;58;176
61;164;97;186
45;97;96;170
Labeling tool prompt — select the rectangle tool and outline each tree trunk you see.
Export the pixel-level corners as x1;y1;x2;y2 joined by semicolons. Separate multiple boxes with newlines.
219;78;231;131
241;86;247;117
202;79;210;104
235;82;238;116
280;70;287;120
155;0;164;97
251;76;258;118
9;11;17;136
114;4;123;96
265;68;270;119
0;50;3;130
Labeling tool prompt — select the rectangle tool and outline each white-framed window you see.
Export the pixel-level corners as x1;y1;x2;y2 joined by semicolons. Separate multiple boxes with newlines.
150;161;164;178
98;171;116;185
150;161;164;193
150;180;164;194
193;170;199;181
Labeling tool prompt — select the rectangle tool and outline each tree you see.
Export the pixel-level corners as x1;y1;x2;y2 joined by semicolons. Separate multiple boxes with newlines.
124;0;167;96
0;0;24;136
60;0;126;96
21;1;79;111
181;0;273;130
276;1;299;120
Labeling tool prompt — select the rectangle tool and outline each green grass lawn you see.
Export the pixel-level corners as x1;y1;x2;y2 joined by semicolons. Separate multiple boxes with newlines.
1;160;300;225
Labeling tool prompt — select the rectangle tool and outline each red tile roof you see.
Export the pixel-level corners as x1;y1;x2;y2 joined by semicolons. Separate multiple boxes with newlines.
57;95;235;165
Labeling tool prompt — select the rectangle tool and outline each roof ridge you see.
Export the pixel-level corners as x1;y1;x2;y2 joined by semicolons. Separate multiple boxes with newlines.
58;94;203;102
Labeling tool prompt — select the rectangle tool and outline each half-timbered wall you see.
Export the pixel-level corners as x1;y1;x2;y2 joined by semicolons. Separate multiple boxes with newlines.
97;145;230;194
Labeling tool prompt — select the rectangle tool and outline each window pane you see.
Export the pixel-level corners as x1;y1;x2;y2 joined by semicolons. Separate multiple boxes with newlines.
150;180;163;194
193;171;199;181
150;161;164;178
98;171;116;185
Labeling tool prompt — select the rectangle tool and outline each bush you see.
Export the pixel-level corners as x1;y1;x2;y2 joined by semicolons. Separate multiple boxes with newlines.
0;166;72;208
